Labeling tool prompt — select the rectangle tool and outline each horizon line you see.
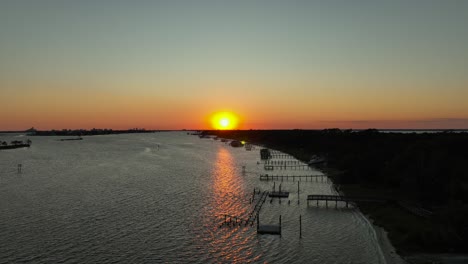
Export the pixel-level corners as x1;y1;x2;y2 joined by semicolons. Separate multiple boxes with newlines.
2;128;468;133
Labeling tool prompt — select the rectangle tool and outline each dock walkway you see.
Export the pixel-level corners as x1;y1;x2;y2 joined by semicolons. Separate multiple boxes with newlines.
307;194;387;208
264;164;312;170
264;160;304;165
221;190;269;227
260;174;327;182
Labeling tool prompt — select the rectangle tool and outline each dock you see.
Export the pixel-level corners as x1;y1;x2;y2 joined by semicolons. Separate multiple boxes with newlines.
264;164;312;170
307;194;387;208
264;160;304;165
269;191;289;198
260;174;327;182
268;182;289;198
270;154;295;159
220;189;269;227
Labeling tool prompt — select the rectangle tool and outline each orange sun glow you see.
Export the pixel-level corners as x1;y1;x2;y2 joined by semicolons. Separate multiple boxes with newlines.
211;112;239;130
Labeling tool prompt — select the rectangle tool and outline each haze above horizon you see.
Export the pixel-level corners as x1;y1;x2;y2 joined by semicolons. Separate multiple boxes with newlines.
1;1;468;130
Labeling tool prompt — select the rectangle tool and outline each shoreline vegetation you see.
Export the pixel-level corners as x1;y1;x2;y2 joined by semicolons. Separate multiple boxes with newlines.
203;129;468;260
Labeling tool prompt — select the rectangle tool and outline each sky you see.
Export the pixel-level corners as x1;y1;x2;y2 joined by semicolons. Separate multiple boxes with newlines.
1;0;468;130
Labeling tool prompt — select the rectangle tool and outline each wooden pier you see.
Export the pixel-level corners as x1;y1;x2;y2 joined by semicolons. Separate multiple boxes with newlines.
222;214;253;226
268;182;289;198
264;164;312;170
250;190;269;218
269;192;289;198
269;150;283;154
270;154;295;159
221;189;269;227
260;174;327;182
264;160;304;165
307;194;387;208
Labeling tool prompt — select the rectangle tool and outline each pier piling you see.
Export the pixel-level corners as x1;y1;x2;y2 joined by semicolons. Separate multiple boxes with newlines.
299;215;302;238
279;215;282;236
257;213;259;231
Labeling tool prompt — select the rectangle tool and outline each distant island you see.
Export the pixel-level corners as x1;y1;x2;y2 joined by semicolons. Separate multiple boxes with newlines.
0;139;31;150
203;129;468;256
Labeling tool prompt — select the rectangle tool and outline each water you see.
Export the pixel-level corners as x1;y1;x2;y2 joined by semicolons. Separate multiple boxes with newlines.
0;132;385;263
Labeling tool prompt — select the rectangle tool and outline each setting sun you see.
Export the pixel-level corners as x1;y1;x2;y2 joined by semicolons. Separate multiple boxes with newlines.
211;112;239;130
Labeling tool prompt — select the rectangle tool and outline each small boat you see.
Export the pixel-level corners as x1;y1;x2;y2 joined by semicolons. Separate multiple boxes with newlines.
230;140;243;147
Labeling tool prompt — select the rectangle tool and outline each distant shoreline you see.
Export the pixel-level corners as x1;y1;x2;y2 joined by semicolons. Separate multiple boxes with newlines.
2;128;468;134
0;129;168;136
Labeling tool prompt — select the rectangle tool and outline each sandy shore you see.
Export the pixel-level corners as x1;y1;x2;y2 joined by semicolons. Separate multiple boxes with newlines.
405;254;468;264
372;224;408;264
357;210;407;264
370;222;468;264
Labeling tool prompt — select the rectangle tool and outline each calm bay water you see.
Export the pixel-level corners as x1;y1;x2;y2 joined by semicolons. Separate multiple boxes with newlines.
0;132;384;263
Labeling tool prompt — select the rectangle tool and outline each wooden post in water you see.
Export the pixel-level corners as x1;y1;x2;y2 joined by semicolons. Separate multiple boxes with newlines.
257;213;259;231
297;181;300;205
279;215;282;236
299;215;302;238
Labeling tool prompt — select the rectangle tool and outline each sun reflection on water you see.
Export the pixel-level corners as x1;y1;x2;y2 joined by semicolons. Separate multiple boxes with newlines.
198;146;260;263
211;147;247;221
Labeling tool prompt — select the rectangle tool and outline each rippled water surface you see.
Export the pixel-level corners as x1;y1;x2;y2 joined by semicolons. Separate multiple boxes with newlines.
0;132;384;263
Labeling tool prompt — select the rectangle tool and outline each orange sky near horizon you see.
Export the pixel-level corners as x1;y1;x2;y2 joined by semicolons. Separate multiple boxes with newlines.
2;78;468;130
